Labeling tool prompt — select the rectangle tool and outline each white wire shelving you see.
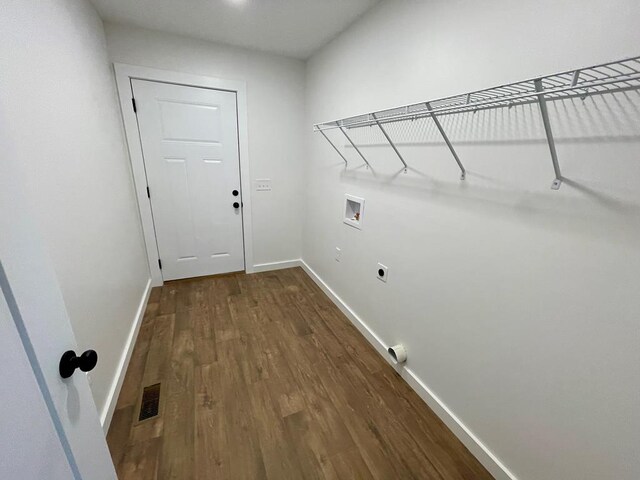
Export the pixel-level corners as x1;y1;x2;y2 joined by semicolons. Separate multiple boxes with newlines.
314;55;640;190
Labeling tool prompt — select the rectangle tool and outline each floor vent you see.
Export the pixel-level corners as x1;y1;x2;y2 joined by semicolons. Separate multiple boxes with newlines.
138;383;161;421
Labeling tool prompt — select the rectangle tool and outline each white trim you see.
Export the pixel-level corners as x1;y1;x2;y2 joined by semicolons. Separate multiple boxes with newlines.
100;278;152;432
252;259;302;273
113;63;255;286
299;259;517;480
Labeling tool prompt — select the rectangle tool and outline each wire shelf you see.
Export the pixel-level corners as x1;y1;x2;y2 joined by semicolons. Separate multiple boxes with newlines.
315;56;640;130
313;55;640;189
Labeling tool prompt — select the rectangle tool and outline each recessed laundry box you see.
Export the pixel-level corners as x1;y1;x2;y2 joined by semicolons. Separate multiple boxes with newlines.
344;194;364;229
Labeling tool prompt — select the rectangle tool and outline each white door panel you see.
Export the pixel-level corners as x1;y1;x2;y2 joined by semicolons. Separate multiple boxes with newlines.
0;286;73;480
0;118;116;478
133;80;245;281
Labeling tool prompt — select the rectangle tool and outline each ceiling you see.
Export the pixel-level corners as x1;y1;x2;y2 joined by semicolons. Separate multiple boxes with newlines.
90;0;381;59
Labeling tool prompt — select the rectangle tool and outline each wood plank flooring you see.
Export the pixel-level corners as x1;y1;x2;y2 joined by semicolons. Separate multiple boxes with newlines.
107;267;493;480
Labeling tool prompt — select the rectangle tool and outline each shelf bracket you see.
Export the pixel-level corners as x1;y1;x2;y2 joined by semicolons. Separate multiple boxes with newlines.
340;127;371;169
534;79;562;190
426;102;466;180
571;70;581;86
318;129;348;166
372;113;408;172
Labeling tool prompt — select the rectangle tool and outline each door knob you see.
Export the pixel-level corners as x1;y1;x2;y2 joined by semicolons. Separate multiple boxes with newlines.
233;202;240;209
59;350;98;379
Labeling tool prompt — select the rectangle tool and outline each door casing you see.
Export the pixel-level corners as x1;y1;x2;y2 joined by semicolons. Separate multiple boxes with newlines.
114;64;254;286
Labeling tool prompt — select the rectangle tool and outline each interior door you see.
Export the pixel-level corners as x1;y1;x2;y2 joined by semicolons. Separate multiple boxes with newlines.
0;283;73;480
132;79;245;281
0;129;117;479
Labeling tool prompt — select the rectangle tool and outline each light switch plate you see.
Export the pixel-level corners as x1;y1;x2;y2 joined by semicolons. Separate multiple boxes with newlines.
335;247;342;262
255;179;272;191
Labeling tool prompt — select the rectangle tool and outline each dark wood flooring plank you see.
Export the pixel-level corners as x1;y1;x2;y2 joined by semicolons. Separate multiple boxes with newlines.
148;286;162;304
211;274;241;303
175;281;194;312
235;272;262;307
275;270;308;306
228;295;270;384
158;285;177;316
283;410;333;480
216;339;268;480
195;363;228;480
330;447;375;480
118;437;161;480
130;313;175;444
281;302;314;336
371;368;490;480
270;310;356;457
312;358;412;480
337;361;443;479
159;327;195;479
108;267;493;480
210;301;239;343
248;379;307;479
311;298;385;375
106;405;134;469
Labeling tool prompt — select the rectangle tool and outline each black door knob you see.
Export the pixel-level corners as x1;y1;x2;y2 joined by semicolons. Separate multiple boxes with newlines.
232;189;239;197
59;350;98;379
233;202;240;209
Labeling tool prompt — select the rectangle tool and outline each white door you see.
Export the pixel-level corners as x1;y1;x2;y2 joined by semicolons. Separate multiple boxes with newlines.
0;131;116;479
0;283;73;480
132;79;245;281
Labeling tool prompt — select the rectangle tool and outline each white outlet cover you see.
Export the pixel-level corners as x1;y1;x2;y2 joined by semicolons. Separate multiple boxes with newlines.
254;178;272;191
376;263;388;282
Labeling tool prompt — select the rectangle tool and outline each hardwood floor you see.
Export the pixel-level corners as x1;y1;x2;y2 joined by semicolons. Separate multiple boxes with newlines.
107;267;493;480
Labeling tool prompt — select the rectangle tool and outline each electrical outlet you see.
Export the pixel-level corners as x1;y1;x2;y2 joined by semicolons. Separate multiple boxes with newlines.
254;179;272;191
376;263;388;282
335;247;342;262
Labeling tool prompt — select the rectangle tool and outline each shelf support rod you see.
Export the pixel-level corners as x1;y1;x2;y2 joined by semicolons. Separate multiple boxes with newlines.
319;129;348;166
339;127;371;169
426;102;466;180
571;70;581;86
534;79;562;190
372;113;407;172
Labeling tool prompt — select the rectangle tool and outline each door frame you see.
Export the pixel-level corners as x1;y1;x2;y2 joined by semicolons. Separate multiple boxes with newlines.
113;63;254;286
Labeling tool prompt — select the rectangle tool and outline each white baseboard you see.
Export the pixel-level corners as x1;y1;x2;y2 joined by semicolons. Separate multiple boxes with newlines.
100;278;152;432
252;259;302;273
299;259;517;480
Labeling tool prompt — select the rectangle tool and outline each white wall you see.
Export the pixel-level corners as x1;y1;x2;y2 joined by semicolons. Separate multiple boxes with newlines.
104;23;306;267
304;1;640;479
0;0;150;420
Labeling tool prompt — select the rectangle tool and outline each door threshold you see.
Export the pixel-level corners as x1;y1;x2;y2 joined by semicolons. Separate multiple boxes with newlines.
163;269;246;285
